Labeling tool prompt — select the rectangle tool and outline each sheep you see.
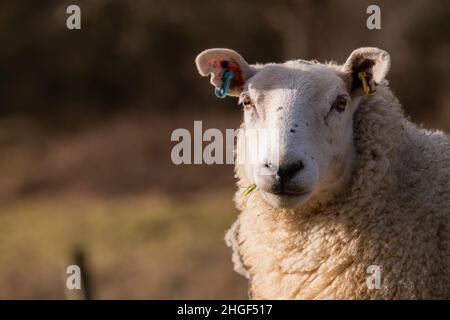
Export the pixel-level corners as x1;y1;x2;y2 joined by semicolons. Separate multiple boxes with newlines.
195;47;450;299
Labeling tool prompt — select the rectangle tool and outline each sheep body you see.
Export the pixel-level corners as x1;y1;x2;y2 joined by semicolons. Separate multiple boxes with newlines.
226;83;450;299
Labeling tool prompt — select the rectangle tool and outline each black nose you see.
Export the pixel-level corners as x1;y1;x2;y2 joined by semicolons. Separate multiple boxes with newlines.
277;161;304;183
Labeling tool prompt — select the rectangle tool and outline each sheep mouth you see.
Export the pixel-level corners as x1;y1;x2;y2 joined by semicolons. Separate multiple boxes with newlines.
267;185;311;197
271;191;311;200
271;190;310;196
259;188;312;209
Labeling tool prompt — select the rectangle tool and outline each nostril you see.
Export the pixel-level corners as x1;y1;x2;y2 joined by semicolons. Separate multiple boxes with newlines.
284;161;304;176
277;161;304;181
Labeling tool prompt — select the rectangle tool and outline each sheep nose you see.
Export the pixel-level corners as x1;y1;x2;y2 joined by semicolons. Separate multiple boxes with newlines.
276;161;304;183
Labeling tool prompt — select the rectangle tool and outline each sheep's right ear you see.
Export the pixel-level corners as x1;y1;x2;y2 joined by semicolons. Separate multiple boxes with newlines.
195;48;256;97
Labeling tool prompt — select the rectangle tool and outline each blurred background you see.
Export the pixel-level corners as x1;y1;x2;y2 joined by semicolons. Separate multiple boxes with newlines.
0;0;449;299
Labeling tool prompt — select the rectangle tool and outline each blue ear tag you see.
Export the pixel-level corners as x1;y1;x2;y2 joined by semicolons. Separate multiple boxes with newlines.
214;70;234;99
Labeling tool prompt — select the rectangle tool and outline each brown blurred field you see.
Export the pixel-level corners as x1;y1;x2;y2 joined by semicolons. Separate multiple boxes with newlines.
0;192;246;299
0;111;247;299
0;0;449;299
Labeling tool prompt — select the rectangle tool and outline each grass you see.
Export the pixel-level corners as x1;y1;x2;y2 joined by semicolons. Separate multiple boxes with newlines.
242;183;257;198
0;192;247;299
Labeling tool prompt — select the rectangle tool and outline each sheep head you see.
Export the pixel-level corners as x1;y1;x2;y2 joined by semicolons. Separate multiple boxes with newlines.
196;47;391;209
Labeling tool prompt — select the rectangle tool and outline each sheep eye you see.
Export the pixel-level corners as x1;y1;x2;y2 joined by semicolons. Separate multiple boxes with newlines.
240;94;254;110
332;95;348;113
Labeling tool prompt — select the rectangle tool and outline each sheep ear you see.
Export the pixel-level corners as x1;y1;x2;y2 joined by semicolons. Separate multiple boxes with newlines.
195;48;256;97
342;47;391;95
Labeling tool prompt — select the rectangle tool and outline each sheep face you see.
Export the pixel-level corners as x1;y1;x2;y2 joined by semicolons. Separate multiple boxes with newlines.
239;63;356;208
196;48;390;209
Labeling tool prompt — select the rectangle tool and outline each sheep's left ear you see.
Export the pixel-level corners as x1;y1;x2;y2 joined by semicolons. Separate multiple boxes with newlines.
195;48;257;97
342;47;391;96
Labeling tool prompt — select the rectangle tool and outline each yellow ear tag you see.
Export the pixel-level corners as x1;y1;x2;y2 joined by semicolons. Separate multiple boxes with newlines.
358;71;376;96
